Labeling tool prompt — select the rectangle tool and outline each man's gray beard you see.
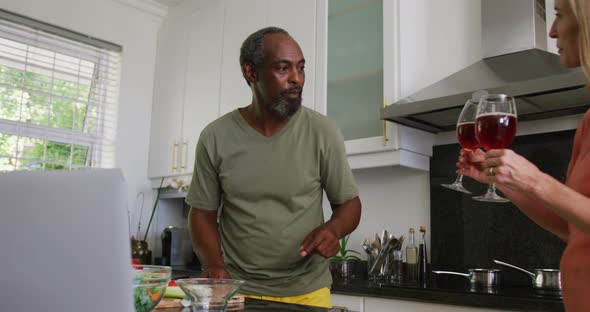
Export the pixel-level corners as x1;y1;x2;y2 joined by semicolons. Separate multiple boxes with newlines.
271;96;302;118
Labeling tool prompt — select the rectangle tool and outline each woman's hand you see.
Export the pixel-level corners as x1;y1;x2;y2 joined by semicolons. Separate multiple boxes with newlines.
457;148;488;183
480;149;542;194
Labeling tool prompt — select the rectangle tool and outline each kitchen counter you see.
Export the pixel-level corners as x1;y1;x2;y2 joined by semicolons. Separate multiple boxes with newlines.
331;279;564;311
170;268;563;311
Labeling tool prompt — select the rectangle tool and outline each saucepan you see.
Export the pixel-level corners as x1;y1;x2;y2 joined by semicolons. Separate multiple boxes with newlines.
433;269;501;288
493;260;561;294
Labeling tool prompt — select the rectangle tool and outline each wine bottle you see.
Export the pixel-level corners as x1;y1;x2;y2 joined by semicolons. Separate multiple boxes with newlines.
418;226;428;284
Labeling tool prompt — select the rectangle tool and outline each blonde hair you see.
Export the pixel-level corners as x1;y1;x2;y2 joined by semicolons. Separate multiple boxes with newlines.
569;0;590;87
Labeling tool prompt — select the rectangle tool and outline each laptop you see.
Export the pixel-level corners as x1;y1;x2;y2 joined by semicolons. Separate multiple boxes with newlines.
0;169;134;312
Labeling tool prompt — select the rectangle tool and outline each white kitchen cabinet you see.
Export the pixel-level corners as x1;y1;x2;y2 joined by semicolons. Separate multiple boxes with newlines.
182;1;224;176
331;294;518;312
217;0;266;116
218;0;320;116
364;297;515;312
332;294;364;312
148;1;224;179
387;0;482;104
327;0;483;170
148;0;486;177
317;0;434;171
326;0;383;141
148;15;188;178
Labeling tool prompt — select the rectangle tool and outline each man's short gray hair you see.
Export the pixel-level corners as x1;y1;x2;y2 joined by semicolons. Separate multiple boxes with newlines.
239;26;289;68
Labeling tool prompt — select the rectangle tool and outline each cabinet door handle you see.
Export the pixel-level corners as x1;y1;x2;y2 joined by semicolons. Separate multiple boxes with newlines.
172;141;178;172
180;140;188;170
382;98;388;146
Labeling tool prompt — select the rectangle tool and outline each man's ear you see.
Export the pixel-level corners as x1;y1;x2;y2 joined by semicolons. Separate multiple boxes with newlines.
242;63;258;85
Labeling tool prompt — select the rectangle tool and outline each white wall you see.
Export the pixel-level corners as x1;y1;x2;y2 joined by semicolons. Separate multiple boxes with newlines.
1;0;163;239
324;166;431;258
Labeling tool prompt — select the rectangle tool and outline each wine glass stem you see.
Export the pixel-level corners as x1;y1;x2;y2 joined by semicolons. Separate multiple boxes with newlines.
488;183;498;194
455;174;465;184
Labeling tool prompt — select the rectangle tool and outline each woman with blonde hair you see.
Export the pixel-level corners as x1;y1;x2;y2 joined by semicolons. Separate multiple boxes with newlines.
459;0;590;310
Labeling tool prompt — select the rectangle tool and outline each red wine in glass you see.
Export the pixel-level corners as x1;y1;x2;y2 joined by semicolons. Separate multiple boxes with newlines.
472;94;518;203
476;113;517;150
441;98;480;194
457;122;480;151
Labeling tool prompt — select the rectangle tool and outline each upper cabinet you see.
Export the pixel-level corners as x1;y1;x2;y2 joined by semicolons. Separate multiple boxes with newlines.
182;2;225;177
217;0;320;116
148;15;188;179
148;0;483;177
327;0;383;141
148;1;224;179
318;0;435;171
389;0;482;103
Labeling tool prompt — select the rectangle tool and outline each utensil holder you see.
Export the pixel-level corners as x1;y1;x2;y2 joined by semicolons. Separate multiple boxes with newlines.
368;253;390;281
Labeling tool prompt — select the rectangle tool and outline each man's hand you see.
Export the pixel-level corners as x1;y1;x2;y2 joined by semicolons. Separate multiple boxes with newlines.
299;224;340;258
200;265;231;279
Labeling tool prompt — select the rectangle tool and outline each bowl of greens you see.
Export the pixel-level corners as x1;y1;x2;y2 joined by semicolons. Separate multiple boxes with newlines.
132;265;172;312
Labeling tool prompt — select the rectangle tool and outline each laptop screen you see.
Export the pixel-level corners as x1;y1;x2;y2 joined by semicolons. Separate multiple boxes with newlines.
0;169;134;312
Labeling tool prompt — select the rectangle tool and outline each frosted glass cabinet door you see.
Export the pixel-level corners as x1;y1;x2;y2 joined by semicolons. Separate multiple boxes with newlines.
327;0;383;141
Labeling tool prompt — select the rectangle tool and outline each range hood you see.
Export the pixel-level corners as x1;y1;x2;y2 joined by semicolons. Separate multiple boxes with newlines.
382;0;590;133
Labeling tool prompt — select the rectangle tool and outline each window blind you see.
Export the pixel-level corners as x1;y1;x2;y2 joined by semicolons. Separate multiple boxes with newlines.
0;11;122;171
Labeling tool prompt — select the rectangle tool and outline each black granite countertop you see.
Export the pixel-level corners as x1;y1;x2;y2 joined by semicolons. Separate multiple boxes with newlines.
331;278;564;311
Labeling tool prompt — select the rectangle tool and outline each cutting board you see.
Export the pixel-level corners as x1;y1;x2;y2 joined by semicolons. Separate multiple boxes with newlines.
155;295;245;310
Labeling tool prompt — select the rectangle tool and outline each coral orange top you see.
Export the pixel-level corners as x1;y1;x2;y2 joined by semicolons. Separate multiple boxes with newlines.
561;109;590;312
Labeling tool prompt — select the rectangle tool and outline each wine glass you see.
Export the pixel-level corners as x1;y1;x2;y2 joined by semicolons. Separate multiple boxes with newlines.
441;98;481;193
473;94;518;203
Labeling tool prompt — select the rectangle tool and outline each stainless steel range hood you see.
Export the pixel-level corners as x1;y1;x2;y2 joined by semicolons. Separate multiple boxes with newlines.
382;0;590;133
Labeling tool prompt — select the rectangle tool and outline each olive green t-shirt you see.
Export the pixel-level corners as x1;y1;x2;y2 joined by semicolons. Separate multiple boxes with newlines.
185;106;358;297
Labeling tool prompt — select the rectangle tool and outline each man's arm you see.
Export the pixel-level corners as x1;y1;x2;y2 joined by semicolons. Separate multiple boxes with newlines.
299;196;361;258
188;207;230;278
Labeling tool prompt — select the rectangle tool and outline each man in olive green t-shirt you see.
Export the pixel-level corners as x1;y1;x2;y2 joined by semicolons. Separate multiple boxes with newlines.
185;26;361;308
